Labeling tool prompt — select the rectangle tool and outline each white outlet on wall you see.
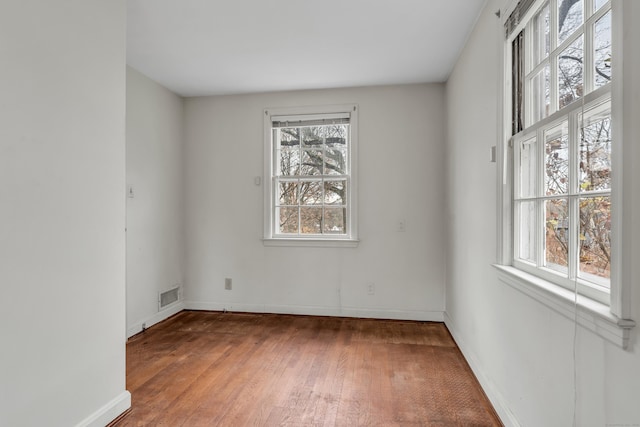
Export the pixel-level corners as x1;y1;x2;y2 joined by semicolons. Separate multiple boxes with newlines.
225;278;232;290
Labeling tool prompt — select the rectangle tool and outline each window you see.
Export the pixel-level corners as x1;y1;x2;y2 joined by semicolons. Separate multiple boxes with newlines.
512;0;613;303
263;105;358;246
499;0;634;347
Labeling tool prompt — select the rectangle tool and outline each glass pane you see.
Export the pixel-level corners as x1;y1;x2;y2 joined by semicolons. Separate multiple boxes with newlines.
580;113;611;191
519;137;537;198
324;124;348;145
278;181;298;205
300;181;323;205
300;150;323;176
277;148;300;176
302;126;324;147
594;11;612;88
545;199;569;272
532;4;550;66
324;180;346;205
324;146;347;175
518;201;536;263
278;207;298;234
278;127;300;147
324;124;348;175
579;196;611;283
531;64;551;123
324;208;346;234
544;123;569;195
558;0;583;45
300;207;322;234
594;0;607;12
558;36;584;108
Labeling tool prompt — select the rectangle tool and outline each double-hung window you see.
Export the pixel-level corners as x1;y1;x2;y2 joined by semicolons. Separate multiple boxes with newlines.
263;105;358;246
500;0;634;347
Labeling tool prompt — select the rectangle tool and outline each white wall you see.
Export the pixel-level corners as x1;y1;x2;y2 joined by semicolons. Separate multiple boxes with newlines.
184;84;446;320
445;1;640;426
0;1;129;426
126;67;185;337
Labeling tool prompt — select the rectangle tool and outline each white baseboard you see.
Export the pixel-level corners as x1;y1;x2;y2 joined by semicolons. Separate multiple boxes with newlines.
127;301;185;338
443;312;520;427
74;390;131;427
185;300;443;322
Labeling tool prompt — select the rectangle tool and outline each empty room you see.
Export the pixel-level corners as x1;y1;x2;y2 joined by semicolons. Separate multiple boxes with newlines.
2;0;639;426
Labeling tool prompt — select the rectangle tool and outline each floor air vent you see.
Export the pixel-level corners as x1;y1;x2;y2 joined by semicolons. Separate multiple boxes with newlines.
159;286;180;310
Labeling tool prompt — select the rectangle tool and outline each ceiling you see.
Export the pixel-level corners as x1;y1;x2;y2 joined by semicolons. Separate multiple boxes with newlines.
127;0;486;97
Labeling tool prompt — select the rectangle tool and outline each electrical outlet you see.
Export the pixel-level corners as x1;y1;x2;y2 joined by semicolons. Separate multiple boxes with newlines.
397;220;406;232
366;283;375;295
225;278;232;290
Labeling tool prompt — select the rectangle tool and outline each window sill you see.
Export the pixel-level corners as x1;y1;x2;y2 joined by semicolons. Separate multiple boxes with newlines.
493;265;635;350
263;238;360;248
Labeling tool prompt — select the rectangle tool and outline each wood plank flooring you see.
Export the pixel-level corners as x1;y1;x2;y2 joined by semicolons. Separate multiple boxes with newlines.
112;311;502;426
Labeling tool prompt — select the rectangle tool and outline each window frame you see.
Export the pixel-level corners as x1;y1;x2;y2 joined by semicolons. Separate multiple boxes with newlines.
263;104;359;247
496;0;635;349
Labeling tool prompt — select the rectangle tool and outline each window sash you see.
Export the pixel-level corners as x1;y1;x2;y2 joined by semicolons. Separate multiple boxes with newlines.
520;0;612;128
512;89;611;304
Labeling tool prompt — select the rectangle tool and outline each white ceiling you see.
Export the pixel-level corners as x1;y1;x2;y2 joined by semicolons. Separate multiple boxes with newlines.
127;0;486;97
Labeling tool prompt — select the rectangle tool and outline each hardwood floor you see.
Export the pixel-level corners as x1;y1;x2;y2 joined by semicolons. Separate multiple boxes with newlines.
113;311;502;426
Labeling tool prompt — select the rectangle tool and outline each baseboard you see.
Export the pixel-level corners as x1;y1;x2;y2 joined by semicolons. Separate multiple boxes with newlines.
127;301;185;338
74;390;131;427
443;312;520;427
185;300;443;322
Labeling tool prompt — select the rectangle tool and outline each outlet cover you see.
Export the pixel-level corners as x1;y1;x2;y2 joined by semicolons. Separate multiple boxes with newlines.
225;278;232;290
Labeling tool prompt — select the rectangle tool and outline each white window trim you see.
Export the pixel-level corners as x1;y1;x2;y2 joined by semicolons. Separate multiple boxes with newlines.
496;0;635;349
263;104;359;247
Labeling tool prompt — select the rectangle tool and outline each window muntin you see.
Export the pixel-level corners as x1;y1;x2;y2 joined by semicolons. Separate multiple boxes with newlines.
264;106;358;243
511;0;612;303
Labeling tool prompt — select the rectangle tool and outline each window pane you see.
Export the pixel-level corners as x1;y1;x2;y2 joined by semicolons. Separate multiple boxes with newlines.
580;114;611;191
531;64;551;123
324;124;348;175
532;3;550;66
278;127;300;147
300;207;322;234
300;181;323;205
594;0;607;12
519;137;537;198
324;124;348;144
301;126;323;147
278;181;298;205
545;198;569;272
324;208;346;234
558;0;583;45
300;150;323;176
324;180;346;205
545;123;569;195
518;201;536;263
558;35;584;108
594;11;612;88
278;207;299;234
277;128;300;176
579;196;611;283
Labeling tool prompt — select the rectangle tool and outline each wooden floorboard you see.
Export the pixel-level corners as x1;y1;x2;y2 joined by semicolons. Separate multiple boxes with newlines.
112;311;502;427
